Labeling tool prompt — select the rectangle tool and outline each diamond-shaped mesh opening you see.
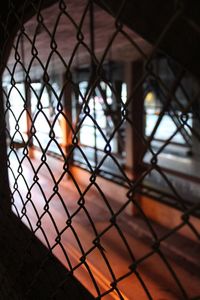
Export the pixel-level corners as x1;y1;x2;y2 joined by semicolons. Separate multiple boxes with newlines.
0;0;200;299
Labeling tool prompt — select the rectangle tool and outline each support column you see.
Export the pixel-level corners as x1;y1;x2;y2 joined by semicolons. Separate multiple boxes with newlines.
191;80;200;159
25;81;34;157
113;80;123;154
125;60;145;215
62;75;72;157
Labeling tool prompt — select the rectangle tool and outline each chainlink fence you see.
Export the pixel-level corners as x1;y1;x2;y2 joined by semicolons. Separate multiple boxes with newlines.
0;0;200;299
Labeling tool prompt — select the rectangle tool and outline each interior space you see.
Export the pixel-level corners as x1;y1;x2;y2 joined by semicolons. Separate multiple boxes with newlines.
0;0;200;299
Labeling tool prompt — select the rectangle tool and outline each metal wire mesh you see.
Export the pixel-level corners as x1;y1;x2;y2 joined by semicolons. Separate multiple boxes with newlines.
0;0;200;299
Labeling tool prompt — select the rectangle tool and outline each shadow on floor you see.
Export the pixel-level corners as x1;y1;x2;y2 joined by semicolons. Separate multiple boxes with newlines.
0;211;94;300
